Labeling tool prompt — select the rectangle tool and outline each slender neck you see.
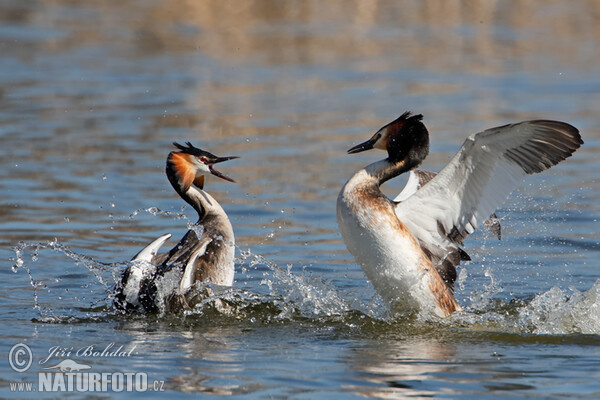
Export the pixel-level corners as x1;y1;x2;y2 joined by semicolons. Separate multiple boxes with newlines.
166;162;212;221
364;157;416;187
183;185;217;222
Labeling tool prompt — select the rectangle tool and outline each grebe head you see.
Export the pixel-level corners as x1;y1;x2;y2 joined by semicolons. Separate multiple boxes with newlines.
167;142;238;192
348;112;429;165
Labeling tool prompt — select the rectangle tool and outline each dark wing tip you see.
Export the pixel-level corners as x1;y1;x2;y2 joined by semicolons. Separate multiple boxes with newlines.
504;120;582;174
484;213;502;240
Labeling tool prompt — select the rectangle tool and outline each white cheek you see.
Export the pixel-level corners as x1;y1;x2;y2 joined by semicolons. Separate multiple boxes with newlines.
196;161;211;174
374;133;388;150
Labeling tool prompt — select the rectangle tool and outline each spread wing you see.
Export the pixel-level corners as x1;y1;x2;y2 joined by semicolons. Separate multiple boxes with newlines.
395;169;501;240
395;120;582;267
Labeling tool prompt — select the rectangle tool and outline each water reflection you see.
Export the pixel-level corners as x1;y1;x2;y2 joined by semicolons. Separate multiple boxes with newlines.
345;336;457;398
167;329;250;395
118;319;250;395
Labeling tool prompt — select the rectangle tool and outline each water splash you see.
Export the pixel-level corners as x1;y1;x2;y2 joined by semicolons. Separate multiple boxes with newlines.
128;206;188;221
449;280;600;335
178;247;389;325
10;237;600;334
236;248;354;319
464;266;503;312
516;282;600;334
13;239;114;288
11;239;119;322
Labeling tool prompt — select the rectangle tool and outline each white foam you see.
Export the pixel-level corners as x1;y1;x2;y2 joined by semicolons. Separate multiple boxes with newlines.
517;280;600;334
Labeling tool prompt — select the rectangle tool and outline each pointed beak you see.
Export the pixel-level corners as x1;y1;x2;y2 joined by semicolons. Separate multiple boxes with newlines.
208;156;239;183
213;156;239;164
347;137;377;154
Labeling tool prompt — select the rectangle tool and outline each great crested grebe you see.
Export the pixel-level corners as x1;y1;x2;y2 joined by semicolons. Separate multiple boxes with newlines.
337;112;582;317
114;142;238;313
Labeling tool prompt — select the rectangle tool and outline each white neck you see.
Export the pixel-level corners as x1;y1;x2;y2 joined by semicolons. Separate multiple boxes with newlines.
346;158;411;191
186;185;228;222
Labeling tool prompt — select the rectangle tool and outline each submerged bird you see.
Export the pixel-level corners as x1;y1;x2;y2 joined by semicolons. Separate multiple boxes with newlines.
337;112;582;317
114;142;238;313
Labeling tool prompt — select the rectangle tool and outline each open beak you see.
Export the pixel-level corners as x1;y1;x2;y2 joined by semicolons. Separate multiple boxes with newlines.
347;136;377;154
208;156;239;183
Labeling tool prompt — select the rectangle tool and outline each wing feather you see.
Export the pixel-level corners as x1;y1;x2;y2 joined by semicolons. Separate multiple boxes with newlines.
179;237;212;294
131;233;172;263
395;120;582;261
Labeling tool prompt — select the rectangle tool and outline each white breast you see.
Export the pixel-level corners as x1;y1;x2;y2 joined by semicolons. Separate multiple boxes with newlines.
336;172;443;316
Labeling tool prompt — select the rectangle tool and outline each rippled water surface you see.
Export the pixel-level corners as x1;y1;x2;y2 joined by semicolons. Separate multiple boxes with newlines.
2;1;600;398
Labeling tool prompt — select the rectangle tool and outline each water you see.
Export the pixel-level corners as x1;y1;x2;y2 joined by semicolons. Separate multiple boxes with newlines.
2;1;600;398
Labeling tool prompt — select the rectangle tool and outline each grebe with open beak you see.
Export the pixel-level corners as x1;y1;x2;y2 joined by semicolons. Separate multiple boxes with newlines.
115;142;238;313
337;113;582;317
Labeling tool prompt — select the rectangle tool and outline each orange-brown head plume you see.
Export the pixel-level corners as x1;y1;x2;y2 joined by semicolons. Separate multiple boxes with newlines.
168;152;196;192
166;142;239;196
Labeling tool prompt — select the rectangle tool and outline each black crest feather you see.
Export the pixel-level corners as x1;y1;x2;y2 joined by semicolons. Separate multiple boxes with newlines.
173;141;206;156
395;111;423;123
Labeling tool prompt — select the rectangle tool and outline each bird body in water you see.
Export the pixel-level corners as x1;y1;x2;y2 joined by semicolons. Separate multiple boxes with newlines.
114;142;238;313
337;113;582;317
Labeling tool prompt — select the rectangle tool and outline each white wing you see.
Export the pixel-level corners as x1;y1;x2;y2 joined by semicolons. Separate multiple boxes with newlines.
131;233;172;262
396;169;503;240
124;233;172;306
394;170;437;202
395;120;581;260
179;237;212;294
